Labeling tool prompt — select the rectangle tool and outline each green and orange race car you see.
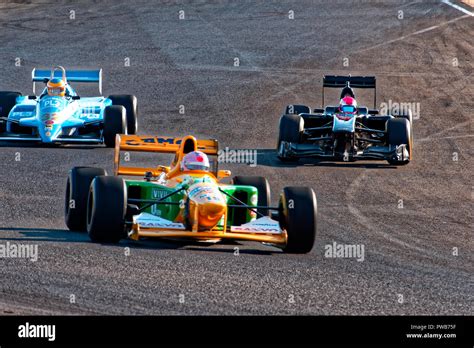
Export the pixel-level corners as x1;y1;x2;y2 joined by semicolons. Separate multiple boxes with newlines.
64;134;318;253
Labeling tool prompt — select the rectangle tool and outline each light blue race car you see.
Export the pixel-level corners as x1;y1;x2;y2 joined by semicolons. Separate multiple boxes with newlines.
0;66;138;147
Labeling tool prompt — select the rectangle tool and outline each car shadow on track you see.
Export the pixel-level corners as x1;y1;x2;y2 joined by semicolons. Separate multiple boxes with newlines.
125;239;277;255
0;227;89;243
183;246;277;255
253;149;398;169
0;228;280;254
0;228;188;249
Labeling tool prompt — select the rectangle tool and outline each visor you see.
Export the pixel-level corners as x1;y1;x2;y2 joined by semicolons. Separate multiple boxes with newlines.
185;164;209;171
341;105;356;113
48;87;65;96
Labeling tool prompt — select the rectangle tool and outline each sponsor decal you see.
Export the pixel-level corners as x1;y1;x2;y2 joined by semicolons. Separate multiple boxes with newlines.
150;188;175;216
231;216;281;234
134;213;185;230
188;183;223;204
126;137;182;146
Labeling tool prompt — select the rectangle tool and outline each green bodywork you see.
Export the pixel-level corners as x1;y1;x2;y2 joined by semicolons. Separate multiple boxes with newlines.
125;179;258;228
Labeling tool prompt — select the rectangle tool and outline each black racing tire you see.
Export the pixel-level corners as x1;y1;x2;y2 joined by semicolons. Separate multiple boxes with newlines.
279;187;317;254
0;91;21;118
232;176;271;221
87;176;127;243
387;118;411;165
108;95;138;135
103;105;127;148
65;167;107;232
0;91;22;132
277;114;303;162
284;104;310;115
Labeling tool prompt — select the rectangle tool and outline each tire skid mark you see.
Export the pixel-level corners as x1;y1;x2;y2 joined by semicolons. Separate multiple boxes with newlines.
346;170;454;263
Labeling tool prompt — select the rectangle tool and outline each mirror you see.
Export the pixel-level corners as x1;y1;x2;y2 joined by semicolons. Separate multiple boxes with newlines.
156;165;170;174
217;170;231;179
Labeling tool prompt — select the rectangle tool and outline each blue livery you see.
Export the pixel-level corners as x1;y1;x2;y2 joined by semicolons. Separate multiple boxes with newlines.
0;66;138;147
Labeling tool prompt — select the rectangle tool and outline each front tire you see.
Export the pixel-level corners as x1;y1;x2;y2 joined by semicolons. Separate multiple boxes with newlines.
103;105;127;148
65;167;107;232
386;118;411;165
108;95;138;135
277;114;303;162
279;187;317;254
87;176;127;243
395;109;414;162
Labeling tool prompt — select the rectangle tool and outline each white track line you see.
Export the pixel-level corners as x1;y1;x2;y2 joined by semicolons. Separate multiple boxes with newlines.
441;0;474;16
416;120;472;141
346;171;429;255
355;14;471;54
417;134;474;142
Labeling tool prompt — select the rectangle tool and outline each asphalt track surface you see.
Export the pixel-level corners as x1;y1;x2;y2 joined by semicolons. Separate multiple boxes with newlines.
0;0;472;315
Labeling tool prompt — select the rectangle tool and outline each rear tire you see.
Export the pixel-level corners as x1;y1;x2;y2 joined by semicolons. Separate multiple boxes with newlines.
108;95;138;135
232;176;271;224
87;176;127;243
0;91;21;132
103;105;127;148
277;114;303;162
386;118;411;165
279;187;317;254
0;91;21;118
65;167;107;232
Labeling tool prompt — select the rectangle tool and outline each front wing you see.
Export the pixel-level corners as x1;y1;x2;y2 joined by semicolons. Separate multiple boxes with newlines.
128;213;287;246
0;133;104;144
279;141;409;162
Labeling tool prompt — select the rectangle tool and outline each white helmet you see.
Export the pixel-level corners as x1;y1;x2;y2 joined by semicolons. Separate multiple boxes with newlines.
181;151;210;171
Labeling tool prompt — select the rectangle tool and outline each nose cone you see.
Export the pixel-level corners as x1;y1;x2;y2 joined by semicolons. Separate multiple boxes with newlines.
198;201;226;229
39;125;58;143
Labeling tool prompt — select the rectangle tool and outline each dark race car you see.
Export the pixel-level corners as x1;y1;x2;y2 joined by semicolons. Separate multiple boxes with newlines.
277;75;413;165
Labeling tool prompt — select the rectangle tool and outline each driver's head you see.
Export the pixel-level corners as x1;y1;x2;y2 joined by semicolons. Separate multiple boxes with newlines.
181;151;210;172
339;96;357;114
47;78;66;97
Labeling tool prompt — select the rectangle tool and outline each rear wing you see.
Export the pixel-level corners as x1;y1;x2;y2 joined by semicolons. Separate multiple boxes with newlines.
322;75;376;108
114;134;219;177
31;68;103;94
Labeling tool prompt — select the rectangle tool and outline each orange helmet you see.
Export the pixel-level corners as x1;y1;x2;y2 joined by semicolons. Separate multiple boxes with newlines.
47;78;66;97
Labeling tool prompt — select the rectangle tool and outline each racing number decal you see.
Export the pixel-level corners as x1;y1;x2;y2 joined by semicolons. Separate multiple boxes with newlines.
125;137;183;146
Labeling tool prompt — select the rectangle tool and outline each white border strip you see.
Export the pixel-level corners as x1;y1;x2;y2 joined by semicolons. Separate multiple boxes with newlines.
441;0;474;16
